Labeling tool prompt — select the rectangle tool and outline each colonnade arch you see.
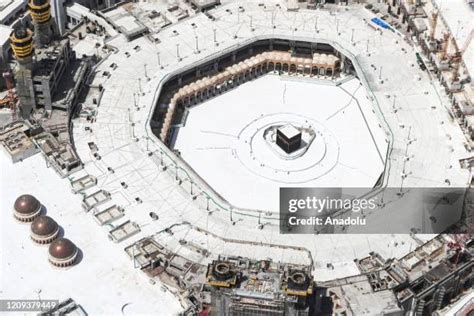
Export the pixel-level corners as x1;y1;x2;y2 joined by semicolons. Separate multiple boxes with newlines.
160;50;341;141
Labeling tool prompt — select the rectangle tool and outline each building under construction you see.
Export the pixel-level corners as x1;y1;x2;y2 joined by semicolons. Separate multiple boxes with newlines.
318;235;474;316
10;0;92;118
206;256;314;315
125;235;316;315
1;0;96;176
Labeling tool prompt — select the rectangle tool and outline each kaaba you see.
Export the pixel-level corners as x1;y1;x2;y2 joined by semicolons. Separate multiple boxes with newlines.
276;124;302;154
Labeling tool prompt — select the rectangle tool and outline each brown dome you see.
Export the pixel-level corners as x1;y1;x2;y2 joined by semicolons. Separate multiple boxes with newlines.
14;194;41;214
49;238;77;259
31;216;58;237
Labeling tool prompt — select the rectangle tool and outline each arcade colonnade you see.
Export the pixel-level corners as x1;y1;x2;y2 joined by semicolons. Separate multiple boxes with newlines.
159;51;340;141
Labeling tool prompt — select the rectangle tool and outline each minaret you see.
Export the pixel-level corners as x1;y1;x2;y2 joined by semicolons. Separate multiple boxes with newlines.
10;27;36;118
10;27;34;68
28;0;53;47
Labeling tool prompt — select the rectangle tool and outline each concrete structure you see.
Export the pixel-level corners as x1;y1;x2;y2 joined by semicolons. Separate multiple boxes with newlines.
0;0;27;25
435;290;474;316
10;27;35;117
71;0;121;11
190;0;220;11
35;131;83;176
395;237;474;315
63;2;118;35
13;37;79;115
323;274;404;315
322;235;474;316
100;3;148;41
9;0;90;117
39;298;87;316
28;0;54;46
0;24;13;72
207;256;313;314
32;39;76;111
51;0;66;35
0;121;39;162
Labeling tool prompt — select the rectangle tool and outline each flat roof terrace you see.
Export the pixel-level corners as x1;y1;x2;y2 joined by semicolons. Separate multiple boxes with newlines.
0;153;182;315
101;4;148;40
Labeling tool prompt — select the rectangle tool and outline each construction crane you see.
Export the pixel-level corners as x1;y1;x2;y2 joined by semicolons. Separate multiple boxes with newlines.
451;29;474;83
440;32;450;60
463;29;474;52
447;234;469;265
2;72;18;121
430;11;439;41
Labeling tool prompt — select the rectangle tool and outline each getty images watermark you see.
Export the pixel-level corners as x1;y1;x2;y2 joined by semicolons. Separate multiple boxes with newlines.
282;190;376;234
279;187;468;234
287;194;376;227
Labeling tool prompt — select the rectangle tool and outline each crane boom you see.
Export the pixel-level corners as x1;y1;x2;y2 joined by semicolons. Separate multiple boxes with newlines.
461;29;474;54
451;29;474;83
441;33;450;60
430;11;439;40
2;72;17;121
